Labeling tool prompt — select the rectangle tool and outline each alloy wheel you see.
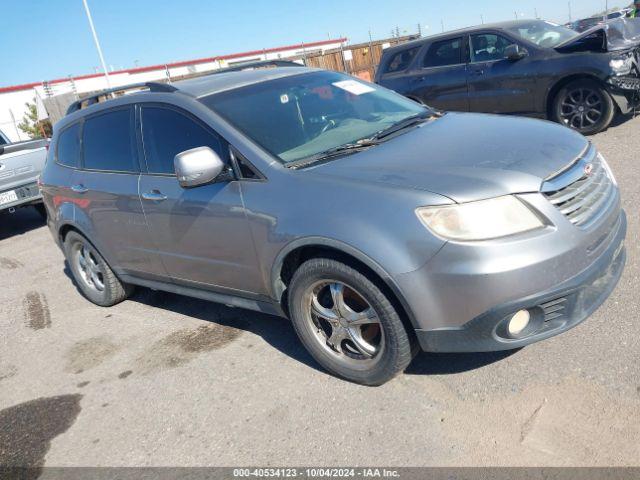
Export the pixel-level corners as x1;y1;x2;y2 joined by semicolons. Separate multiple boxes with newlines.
304;280;384;363
559;88;604;130
73;242;105;292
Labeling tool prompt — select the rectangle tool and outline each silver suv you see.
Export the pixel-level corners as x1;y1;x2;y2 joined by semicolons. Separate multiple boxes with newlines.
41;68;626;385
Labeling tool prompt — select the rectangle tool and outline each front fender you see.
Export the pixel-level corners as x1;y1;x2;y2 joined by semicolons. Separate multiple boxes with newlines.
269;236;426;329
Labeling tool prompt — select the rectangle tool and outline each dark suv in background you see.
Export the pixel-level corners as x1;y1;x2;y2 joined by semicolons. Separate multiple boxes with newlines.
41;69;626;385
375;19;640;135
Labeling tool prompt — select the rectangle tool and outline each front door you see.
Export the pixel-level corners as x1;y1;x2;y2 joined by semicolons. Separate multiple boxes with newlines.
466;33;537;115
138;104;263;295
407;36;469;111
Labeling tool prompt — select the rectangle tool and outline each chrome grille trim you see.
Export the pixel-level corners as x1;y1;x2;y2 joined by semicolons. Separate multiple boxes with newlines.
542;149;615;228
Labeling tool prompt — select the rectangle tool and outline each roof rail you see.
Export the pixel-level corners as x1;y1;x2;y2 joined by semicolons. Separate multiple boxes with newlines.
211;59;304;75
66;82;178;115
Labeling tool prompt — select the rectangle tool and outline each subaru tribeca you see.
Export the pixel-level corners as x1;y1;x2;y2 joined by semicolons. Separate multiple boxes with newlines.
40;68;626;385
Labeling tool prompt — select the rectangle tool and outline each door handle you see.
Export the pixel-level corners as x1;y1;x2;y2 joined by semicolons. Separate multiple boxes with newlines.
471;69;485;76
71;184;88;194
142;190;167;201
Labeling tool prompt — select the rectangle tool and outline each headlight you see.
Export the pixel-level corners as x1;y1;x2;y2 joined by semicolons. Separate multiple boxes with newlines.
416;196;544;241
598;152;617;187
610;55;633;75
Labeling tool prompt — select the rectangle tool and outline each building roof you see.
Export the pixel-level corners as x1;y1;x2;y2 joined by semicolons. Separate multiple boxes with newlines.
0;38;346;94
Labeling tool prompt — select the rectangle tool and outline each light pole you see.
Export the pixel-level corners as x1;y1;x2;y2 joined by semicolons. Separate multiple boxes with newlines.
82;0;112;90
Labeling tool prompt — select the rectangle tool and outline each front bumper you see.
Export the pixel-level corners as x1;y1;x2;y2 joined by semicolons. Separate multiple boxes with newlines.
607;76;640;114
394;189;626;352
0;182;42;212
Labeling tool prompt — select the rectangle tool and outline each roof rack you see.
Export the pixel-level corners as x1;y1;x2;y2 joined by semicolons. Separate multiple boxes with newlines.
211;59;304;75
66;82;178;115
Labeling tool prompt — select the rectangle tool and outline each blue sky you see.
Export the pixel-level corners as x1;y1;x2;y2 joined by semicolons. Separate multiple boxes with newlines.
1;0;632;87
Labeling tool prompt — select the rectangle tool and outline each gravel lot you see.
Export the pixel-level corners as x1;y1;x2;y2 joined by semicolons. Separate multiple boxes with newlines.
0;115;639;469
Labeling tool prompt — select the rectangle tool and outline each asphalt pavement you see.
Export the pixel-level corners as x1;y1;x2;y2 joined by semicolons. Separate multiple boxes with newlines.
0;115;639;468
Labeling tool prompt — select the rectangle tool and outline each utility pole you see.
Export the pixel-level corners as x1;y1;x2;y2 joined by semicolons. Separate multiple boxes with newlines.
481;14;484;24
417;23;422;37
441;19;445;32
81;0;112;91
534;8;539;19
368;29;376;76
568;1;572;22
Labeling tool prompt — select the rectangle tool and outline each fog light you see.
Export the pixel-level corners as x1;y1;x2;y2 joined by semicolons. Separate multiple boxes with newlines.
508;310;531;337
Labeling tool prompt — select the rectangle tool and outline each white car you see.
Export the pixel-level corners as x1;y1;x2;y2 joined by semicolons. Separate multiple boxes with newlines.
0;129;49;217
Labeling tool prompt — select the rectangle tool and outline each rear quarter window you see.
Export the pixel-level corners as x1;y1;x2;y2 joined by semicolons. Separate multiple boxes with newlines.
383;47;421;74
82;107;137;172
56;123;81;168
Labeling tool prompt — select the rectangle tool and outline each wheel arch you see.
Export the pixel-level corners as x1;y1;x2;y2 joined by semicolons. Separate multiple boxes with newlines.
271;238;419;330
57;222;110;266
545;73;610;118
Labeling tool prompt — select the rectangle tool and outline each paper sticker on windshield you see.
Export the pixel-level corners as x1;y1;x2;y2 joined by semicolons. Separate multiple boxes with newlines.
332;80;376;95
280;94;289;104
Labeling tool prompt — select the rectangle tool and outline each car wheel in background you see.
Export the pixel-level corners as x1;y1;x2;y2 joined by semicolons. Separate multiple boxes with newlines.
288;258;415;385
64;231;133;307
553;79;615;135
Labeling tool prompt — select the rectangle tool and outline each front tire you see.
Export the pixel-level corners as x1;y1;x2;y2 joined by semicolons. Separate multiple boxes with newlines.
552;79;615;135
288;258;414;385
64;231;133;307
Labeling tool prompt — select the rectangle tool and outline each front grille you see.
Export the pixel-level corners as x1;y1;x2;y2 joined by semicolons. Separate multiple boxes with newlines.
543;152;615;228
15;183;40;200
540;297;567;323
610;76;640;91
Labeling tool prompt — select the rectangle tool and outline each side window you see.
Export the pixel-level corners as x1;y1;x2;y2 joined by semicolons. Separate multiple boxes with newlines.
83;108;137;172
384;47;421;74
56;123;81;168
141;106;223;175
423;38;463;68
470;34;512;62
0;134;7;146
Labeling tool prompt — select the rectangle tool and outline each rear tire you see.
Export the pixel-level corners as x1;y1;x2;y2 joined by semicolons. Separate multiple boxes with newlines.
288;258;415;386
552;79;615;135
64;231;133;307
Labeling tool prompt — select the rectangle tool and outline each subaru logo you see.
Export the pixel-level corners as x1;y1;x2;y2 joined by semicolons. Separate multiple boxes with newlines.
584;163;594;177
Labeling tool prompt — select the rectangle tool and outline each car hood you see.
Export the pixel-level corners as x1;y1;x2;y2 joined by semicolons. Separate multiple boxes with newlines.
309;112;589;203
556;17;640;52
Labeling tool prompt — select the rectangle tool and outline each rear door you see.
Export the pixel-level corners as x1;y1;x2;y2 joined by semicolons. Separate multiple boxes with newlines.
466;32;537;114
73;106;154;275
404;36;469;111
138;104;262;294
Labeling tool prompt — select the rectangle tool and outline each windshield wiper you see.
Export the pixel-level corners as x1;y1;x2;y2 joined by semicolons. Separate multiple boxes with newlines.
287;140;379;169
286;111;440;170
370;112;436;141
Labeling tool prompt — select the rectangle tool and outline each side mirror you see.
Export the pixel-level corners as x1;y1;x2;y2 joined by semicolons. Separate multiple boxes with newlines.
505;44;528;61
174;146;225;188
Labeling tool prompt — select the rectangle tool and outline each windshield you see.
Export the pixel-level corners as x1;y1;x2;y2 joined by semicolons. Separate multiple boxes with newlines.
202;71;428;164
506;20;579;48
